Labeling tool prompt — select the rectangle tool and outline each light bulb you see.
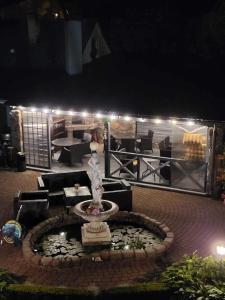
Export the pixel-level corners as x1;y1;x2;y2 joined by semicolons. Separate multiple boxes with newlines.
154;118;162;124
216;245;225;256
124;116;131;121
90;141;99;152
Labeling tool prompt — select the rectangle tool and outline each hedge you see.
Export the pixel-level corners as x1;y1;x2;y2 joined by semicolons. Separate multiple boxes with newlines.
3;282;172;300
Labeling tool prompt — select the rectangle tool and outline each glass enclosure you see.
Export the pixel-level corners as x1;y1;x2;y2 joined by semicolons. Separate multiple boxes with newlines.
107;118;212;193
20;108;215;194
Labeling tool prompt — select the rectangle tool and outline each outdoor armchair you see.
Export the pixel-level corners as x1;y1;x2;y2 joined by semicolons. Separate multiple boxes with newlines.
119;138;138;153
13;190;49;227
58;142;91;166
139;137;153;154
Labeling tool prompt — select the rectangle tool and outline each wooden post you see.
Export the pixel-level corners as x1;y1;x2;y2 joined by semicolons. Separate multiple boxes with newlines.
210;124;217;197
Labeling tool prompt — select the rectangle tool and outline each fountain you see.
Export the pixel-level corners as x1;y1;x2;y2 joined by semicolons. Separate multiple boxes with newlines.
23;143;174;267
73;141;119;246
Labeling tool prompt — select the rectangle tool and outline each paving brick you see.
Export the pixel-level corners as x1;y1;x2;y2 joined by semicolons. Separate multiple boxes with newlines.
1;171;225;288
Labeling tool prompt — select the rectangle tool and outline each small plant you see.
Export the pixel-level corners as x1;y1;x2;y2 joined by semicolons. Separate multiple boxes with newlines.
129;237;145;249
115;237;146;250
0;269;19;286
161;251;225;299
0;268;20;297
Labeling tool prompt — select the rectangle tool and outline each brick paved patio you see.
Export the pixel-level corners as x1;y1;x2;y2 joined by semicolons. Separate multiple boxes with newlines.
0;170;225;289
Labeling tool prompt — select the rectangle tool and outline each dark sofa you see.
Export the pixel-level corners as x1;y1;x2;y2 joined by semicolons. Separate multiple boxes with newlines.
102;179;133;211
37;171;91;203
37;171;132;211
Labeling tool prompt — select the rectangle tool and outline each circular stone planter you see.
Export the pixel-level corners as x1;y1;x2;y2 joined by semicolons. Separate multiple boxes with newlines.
23;212;174;268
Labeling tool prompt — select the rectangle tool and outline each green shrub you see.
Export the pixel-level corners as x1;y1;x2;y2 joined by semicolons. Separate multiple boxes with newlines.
0;269;19;286
5;284;95;300
161;252;225;299
0;268;21;300
100;282;170;300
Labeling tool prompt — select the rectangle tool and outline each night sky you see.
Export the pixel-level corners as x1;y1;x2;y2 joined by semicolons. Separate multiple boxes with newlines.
0;0;225;120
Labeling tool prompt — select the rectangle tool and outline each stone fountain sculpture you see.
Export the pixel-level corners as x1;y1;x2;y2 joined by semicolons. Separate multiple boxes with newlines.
73;142;119;246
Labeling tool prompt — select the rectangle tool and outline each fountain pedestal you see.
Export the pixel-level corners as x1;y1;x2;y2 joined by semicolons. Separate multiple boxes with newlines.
81;222;111;246
73;200;119;246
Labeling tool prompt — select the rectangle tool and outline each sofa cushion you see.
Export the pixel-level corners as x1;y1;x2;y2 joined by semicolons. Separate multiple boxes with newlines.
42;175;49;188
64;176;75;187
102;182;123;191
49;175;64;192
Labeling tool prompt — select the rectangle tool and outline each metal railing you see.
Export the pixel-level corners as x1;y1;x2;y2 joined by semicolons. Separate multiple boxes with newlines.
107;150;208;193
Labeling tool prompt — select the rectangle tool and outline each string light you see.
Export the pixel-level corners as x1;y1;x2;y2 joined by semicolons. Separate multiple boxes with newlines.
187;120;195;126
124;116;131;121
68;110;74;116
109;114;117;120
42;108;49;114
82;111;88;117
96;112;103;118
14;107;199;129
138;118;146;122
55;110;62;115
154;118;162;124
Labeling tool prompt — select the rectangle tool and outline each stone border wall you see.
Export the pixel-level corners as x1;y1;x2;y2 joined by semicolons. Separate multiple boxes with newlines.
23;212;174;268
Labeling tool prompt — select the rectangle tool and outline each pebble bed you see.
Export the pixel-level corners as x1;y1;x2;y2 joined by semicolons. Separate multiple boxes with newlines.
36;223;162;258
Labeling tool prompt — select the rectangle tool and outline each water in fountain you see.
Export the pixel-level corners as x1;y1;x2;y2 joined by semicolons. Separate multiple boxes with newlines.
34;222;162;258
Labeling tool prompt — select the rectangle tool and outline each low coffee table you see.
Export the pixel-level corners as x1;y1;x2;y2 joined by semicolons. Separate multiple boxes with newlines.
63;186;92;214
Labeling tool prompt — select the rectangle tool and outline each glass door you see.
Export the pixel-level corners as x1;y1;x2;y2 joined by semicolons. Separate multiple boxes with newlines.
22;111;51;169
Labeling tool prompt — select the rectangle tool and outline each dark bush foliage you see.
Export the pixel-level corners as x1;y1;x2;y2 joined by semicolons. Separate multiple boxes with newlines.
162;252;225;299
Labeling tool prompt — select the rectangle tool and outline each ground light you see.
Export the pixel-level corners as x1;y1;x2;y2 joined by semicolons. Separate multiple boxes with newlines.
216;245;225;257
212;241;225;259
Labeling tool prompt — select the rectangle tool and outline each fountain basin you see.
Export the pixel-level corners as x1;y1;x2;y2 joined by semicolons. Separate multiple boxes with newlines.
73;200;119;224
73;200;119;246
23;211;174;267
